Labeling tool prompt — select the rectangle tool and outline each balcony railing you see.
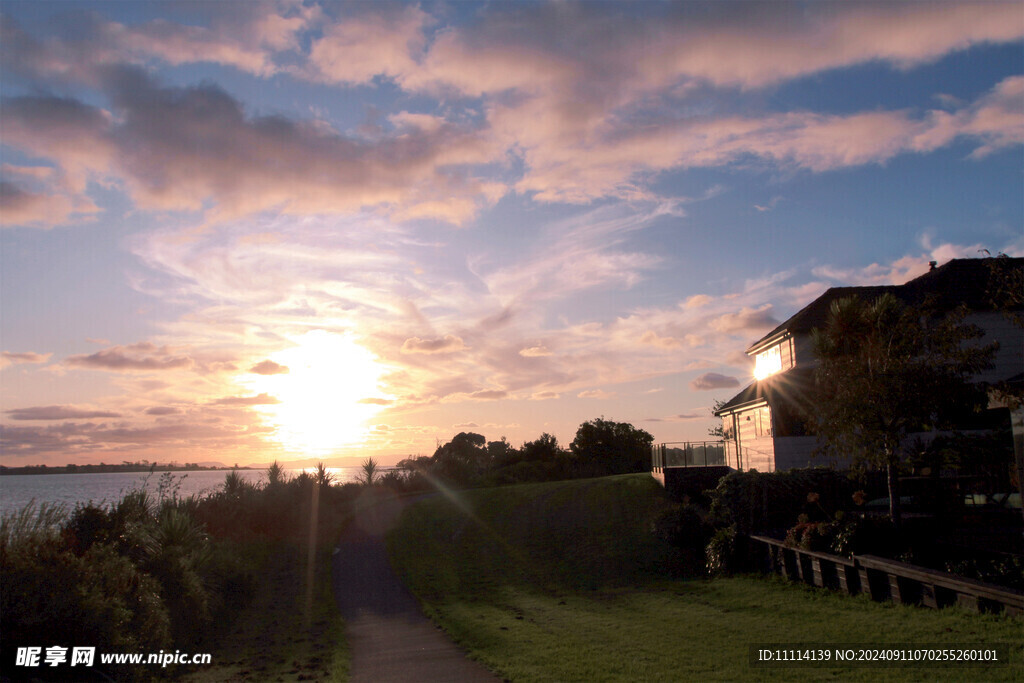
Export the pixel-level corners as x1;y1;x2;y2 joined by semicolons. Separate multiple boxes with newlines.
651;441;728;471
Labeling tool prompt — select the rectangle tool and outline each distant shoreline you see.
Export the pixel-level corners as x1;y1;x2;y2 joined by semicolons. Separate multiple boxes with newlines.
0;464;250;476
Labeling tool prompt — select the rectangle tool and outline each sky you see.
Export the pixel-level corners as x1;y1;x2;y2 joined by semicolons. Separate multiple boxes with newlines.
1;1;1022;467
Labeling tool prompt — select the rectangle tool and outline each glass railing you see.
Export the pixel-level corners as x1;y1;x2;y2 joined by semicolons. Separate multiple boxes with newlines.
651;441;727;470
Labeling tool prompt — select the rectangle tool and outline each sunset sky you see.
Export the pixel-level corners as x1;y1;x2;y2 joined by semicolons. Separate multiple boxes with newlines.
1;1;1022;467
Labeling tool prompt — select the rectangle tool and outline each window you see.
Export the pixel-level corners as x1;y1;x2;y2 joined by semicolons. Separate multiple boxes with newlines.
754;345;782;379
755;406;772;437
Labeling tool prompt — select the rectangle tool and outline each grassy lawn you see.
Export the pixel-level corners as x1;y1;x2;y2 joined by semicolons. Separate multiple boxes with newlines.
184;542;347;682
387;474;1023;682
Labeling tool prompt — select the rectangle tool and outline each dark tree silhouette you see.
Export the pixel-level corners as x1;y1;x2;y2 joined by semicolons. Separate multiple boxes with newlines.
570;418;654;477
431;432;489;484
521;433;561;462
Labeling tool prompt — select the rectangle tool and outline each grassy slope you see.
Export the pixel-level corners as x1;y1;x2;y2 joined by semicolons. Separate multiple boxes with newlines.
387;474;1023;682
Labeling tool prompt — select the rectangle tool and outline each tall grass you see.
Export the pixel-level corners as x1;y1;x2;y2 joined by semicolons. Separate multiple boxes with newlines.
0;499;67;550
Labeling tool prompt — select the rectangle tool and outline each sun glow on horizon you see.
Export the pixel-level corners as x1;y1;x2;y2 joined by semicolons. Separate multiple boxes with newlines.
242;330;389;454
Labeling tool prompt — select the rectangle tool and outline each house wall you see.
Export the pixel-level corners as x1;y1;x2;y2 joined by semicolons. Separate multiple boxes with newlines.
772;436;852;470
792;334;815;369
735;404;776;472
969;311;1024;385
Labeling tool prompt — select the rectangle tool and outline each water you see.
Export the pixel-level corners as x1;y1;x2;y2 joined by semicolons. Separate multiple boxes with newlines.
0;467;375;517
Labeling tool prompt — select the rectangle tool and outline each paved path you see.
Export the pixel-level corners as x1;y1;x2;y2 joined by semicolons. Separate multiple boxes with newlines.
332;491;500;683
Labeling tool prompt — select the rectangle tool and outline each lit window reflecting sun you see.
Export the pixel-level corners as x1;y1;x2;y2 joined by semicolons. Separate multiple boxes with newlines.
242;330;388;454
753;346;782;380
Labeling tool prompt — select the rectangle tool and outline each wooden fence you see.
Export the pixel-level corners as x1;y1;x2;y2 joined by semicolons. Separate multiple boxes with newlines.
749;535;1023;617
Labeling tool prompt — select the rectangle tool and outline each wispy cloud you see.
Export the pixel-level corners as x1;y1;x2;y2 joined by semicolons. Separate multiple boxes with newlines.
1;351;52;370
401;335;467;355
65;343;194;372
7;405;122;420
210;393;280;406
689;373;741;391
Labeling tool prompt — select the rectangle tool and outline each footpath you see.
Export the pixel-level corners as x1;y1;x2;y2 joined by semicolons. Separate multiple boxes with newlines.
332;492;500;683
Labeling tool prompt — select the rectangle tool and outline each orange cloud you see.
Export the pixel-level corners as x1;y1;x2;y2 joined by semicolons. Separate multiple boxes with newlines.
250;360;289;375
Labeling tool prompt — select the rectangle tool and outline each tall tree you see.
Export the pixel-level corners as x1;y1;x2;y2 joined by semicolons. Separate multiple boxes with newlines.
431;432;489;484
810;293;995;526
570;418;654;476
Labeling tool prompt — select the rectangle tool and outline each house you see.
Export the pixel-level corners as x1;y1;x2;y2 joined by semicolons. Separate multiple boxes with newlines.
713;257;1024;473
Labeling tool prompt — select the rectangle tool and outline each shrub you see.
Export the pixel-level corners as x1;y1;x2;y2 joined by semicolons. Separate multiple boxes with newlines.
652;503;712;550
708;468;859;534
63;502;114;554
706;525;742;576
1;534;171;668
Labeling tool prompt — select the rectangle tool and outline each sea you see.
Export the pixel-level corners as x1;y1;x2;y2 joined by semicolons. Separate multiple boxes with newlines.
0;467;383;517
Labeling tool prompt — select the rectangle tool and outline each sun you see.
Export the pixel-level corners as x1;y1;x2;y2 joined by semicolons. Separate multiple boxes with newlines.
243;330;388;454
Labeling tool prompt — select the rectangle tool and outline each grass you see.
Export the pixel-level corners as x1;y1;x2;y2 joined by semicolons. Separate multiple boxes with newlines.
387;474;1024;682
183;542;347;682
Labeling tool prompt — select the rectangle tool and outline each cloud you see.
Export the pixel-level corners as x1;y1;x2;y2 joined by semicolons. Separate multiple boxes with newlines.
468;390;508;401
519;345;552;357
401;335;467;355
689;373;741;391
5;4;1019;232
578;389;615;399
388;3;1024;204
357;397;393;406
0;4;317;82
1;69;504;227
65;343;194;372
145;406;181;416
250;360;289;375
530;391;559;401
646;412;707;422
210;393;280;406
0;179;95;229
812;237;1021;287
1;351;52;370
0;416;275;459
305;5;428;85
683;294;713;309
6;405;122;420
639;331;703;349
709;305;778;333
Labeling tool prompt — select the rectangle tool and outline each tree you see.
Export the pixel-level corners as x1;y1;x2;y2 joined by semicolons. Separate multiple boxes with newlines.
810;293;995;527
360;457;378;486
487;437;517;465
314;462;334;488
708;399;729;439
569;418;654;476
266;460;287;487
431;432;489;484
521;433;561;462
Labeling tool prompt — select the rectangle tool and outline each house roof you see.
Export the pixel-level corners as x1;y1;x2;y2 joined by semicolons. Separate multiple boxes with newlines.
746;257;1023;354
747;285;895;354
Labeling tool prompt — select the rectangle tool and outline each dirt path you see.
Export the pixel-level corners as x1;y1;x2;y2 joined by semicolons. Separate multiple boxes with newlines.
332;492;500;683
